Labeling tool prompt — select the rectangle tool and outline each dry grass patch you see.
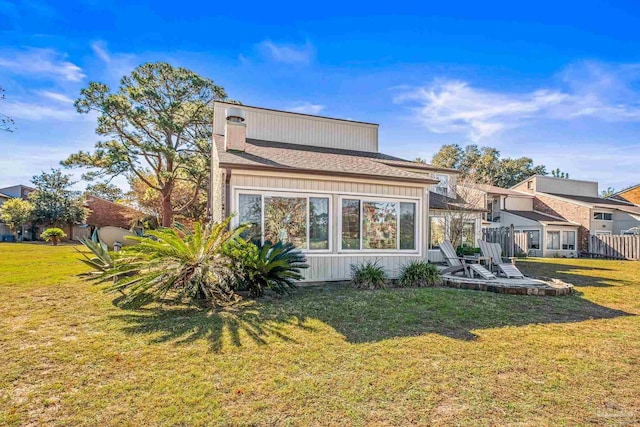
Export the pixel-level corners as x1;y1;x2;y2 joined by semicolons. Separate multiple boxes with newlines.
1;244;639;426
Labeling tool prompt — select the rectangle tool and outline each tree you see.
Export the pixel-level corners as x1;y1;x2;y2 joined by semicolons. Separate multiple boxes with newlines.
1;85;15;133
85;182;125;202
431;144;547;188
62;62;228;226
551;168;569;179
0;198;33;239
601;187;616;198
440;180;486;248
29;169;87;227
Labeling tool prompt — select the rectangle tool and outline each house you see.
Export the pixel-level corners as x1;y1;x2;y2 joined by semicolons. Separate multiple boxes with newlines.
511;175;640;253
610;184;640;206
210;102;449;281
476;182;580;257
72;194;146;240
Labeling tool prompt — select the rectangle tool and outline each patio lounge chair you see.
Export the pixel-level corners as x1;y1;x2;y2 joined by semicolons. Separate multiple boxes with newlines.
440;240;496;280
479;240;525;279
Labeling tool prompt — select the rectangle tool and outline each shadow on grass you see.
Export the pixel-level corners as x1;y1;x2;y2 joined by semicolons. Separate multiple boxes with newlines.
112;283;634;351
518;259;636;288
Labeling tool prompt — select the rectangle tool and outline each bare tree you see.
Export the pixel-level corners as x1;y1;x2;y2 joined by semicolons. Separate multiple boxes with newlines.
439;180;486;248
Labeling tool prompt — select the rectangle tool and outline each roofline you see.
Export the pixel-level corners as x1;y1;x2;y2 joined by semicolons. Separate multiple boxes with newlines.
219;163;439;185
537;192;640;213
389;162;460;173
535;191;594;208
214;101;379;127
613;183;640;196
509;174;598;190
502;210;580;226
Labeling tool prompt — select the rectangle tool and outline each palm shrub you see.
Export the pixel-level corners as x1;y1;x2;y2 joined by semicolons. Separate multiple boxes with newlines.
97;218;243;308
225;239;308;297
350;260;388;289
398;260;440;288
41;227;67;245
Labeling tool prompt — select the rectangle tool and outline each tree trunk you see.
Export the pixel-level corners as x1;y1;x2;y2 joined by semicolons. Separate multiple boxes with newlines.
161;189;172;227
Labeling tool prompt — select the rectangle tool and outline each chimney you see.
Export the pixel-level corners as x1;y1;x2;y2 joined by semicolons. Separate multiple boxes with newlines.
224;107;246;151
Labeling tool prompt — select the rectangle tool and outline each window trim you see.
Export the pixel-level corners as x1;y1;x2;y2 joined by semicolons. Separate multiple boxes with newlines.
338;195;420;254
433;174;450;196
562;230;576;250
593;211;613;221
428;215;448;250
546;230;561;250
522;229;541;250
235;189;333;253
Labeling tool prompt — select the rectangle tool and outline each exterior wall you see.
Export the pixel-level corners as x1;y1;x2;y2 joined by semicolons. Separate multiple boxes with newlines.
213;102;379;153
533;194;590;252
613;211;640;234
504;196;533;211
536;177;598;197
228;170;429;281
615;186;640;205
591;209;615;235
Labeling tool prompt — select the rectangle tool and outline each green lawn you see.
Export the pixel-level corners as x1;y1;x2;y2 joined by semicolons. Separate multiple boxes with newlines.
1;244;639;426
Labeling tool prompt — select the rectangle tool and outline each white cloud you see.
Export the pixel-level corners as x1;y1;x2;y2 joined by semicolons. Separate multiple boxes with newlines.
91;40;111;64
288;101;325;115
3;100;78;121
258;40;314;64
394;61;640;141
38;90;74;104
0;48;85;82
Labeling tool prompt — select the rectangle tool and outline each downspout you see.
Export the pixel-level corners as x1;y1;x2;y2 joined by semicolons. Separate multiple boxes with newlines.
225;168;232;220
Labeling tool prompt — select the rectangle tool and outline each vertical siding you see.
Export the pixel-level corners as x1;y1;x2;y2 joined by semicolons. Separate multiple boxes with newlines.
214;103;378;152
230;172;428;282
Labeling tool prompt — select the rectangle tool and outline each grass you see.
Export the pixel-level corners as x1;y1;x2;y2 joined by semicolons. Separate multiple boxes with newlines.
1;244;639;426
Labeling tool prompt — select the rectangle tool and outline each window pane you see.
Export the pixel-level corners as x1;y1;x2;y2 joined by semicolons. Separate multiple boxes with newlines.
429;216;446;249
462;221;475;247
562;231;576;250
399;202;416;250
362;201;398;249
527;230;540;249
547;231;560;250
264;197;307;248
309;197;329;250
238;194;262;242
342;199;360;250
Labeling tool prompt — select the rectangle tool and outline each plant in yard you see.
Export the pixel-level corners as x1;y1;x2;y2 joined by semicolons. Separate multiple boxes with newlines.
0;198;33;240
77;238;114;274
40;228;67;245
225;239;308;297
95;218;244;308
350;260;388;289
398;260;440;288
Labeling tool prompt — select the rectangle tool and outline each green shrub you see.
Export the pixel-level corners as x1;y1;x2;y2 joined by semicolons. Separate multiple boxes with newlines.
40;227;67;245
350;260;388;289
398;260;440;288
225;239;308;297
88;218;243;308
77;238;114;274
456;246;481;257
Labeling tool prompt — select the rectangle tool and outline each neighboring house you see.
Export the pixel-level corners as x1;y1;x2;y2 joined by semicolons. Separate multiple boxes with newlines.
475;183;580;257
210;102;442;281
73;194;146;240
0;185;37;240
610;184;640;206
512;175;640;254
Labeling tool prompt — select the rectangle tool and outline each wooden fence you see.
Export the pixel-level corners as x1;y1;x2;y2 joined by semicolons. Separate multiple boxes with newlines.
482;226;529;257
588;234;640;260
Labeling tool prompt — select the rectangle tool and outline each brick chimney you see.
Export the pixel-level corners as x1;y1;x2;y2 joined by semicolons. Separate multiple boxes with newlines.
224;107;246;151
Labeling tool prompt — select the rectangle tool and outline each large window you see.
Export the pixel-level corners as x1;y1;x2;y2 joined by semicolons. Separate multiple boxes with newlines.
238;193;330;251
547;231;560;250
429;216;446;249
562;231;576;250
525;230;540;250
341;198;418;251
462;221;476;247
593;212;613;221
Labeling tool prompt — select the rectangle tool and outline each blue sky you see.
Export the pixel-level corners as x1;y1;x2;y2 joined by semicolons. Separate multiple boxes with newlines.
1;0;640;192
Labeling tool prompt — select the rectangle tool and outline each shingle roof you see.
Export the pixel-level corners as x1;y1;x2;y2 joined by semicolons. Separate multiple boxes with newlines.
505;210;579;226
0;192;10;199
544;192;640;215
428;191;487;212
215;136;439;184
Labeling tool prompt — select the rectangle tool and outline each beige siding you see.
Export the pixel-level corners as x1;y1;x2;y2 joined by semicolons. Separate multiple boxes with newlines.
214;102;378;152
504;196;533;211
229;170;429;281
